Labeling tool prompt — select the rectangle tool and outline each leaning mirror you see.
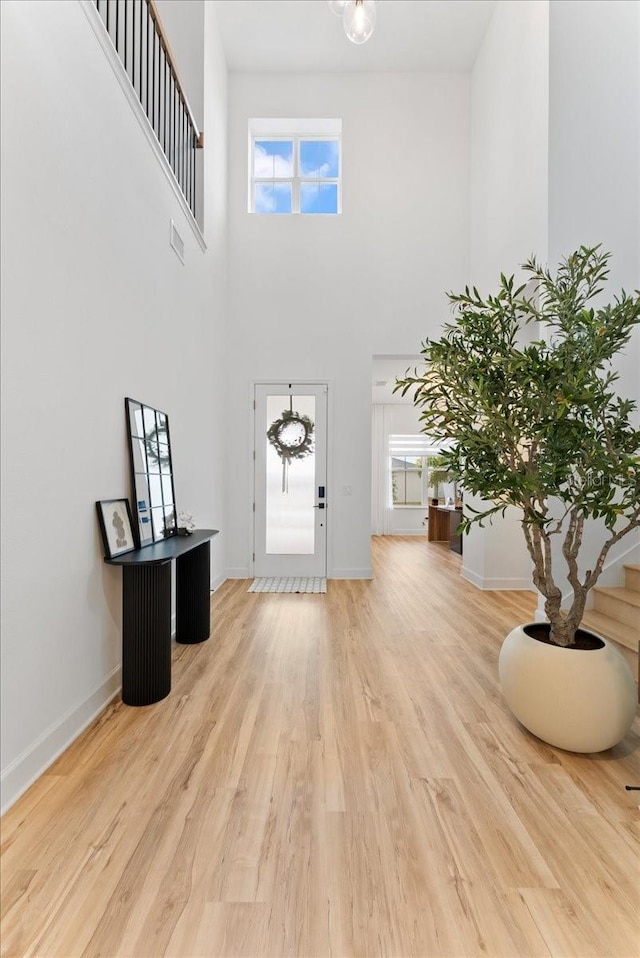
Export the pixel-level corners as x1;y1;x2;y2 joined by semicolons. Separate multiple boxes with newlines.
125;398;177;546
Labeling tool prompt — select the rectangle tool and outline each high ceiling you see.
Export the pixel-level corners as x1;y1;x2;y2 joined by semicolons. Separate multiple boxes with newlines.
213;0;497;73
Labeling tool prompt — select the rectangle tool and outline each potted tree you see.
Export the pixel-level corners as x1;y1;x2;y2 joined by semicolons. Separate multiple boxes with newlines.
396;245;640;752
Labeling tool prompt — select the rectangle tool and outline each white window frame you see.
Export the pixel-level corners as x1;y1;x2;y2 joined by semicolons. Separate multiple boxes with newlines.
388;436;444;509
248;119;342;215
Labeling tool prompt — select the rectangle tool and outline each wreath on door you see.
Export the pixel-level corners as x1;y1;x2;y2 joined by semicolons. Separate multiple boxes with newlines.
267;399;314;492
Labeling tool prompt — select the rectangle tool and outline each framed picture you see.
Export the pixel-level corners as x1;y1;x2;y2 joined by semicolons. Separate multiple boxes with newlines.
96;498;136;559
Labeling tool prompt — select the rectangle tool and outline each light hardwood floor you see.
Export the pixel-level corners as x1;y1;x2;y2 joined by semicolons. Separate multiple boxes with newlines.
2;537;639;958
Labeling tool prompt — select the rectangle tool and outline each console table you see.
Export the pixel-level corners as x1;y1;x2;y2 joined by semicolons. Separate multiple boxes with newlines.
106;529;218;706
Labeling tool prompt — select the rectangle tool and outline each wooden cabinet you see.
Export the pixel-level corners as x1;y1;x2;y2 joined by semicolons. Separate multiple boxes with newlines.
427;505;449;541
428;505;463;555
449;509;463;554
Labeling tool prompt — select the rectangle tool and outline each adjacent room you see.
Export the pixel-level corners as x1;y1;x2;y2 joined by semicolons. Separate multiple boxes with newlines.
1;1;639;955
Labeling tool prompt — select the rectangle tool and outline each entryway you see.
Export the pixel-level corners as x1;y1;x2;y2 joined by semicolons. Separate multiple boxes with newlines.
253;383;328;578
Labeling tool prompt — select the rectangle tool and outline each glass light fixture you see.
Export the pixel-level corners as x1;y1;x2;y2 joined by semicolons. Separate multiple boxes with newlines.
327;0;349;14
343;0;377;44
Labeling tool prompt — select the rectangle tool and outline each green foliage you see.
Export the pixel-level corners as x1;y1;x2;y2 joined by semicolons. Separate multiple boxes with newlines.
396;246;640;645
426;454;455;490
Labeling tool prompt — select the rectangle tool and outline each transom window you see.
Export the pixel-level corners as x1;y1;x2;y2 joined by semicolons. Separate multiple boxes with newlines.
249;119;342;215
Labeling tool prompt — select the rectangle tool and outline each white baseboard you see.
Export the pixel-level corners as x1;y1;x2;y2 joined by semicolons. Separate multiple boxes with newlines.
462;565;532;591
1;666;122;816
329;568;373;580
211;572;227;592
387;530;426;537
226;567;250;580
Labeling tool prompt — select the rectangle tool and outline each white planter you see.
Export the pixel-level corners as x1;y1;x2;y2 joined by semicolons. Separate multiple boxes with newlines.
499;623;637;753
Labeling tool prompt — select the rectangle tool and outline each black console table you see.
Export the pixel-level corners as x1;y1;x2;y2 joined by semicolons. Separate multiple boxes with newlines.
106;530;218;706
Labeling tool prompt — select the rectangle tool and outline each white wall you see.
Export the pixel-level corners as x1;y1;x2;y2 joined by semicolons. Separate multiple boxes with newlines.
465;0;550;591
0;0;228;812
547;0;640;588
225;72;470;578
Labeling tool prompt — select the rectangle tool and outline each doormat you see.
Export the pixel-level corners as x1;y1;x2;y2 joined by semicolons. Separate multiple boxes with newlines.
248;577;327;594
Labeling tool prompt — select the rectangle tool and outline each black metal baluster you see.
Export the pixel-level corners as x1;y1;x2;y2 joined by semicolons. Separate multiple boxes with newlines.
187;121;191;211
164;55;169;159
146;2;150;117
106;0;110;35
131;0;135;90
139;0;143;103
124;0;128;77
152;28;157;137
170;77;174;173
173;85;177;177
115;0;119;54
181;105;185;195
180;104;183;194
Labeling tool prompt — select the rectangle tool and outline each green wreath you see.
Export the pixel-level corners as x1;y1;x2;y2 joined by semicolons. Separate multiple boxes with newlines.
267;408;314;463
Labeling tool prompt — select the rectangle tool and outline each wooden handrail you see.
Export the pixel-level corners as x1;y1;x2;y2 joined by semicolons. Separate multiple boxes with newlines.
147;0;203;146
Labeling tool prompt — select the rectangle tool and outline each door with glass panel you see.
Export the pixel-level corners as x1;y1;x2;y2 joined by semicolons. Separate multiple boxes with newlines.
254;383;328;578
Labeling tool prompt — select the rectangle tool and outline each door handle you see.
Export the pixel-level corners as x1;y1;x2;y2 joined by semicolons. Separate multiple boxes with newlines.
313;503;326;509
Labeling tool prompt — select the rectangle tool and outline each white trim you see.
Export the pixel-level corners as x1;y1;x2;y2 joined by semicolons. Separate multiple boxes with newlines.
79;0;206;251
211;572;227;592
462;566;533;591
249;121;342;215
387;529;426;537
250;118;342;137
226;567;251;579
1;666;122;815
330;568;373;580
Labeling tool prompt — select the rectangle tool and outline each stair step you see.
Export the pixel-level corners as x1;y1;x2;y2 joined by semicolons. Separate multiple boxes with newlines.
593;587;640;628
582;609;639;654
624;564;640;593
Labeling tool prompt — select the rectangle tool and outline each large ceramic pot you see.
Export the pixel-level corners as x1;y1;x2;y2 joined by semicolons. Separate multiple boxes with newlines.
498;623;637;753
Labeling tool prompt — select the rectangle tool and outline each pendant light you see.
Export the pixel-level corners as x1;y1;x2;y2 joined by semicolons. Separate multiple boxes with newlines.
328;0;377;45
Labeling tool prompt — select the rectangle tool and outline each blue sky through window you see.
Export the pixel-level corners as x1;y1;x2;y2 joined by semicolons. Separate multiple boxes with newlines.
252;131;340;214
299;140;339;178
254;140;293;178
255;182;292;214
300;183;338;214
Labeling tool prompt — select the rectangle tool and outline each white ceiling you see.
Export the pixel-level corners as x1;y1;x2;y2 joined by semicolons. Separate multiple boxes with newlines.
213;0;497;74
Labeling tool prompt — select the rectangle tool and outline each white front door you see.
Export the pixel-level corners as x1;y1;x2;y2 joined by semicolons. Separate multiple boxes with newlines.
254;383;328;578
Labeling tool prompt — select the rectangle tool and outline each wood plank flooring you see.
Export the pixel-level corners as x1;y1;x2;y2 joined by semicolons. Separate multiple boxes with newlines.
1;536;639;957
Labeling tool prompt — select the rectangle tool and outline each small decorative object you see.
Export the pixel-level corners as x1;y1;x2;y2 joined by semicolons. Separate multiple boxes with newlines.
96;499;136;559
178;511;196;536
267;397;314;492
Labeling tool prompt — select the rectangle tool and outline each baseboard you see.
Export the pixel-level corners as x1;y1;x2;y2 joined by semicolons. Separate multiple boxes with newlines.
1;666;122;816
462;566;532;591
226;567;250;580
387;530;426;537
329;568;373;580
211;572;227;592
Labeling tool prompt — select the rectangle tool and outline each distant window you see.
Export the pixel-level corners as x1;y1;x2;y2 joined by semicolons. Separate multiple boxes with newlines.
388;436;443;508
249;119;341;215
391;456;426;506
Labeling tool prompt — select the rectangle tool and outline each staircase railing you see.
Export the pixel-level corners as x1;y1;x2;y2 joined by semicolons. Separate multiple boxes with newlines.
93;0;202;219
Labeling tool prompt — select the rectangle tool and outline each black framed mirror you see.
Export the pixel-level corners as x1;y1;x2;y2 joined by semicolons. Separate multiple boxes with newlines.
125;398;178;547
